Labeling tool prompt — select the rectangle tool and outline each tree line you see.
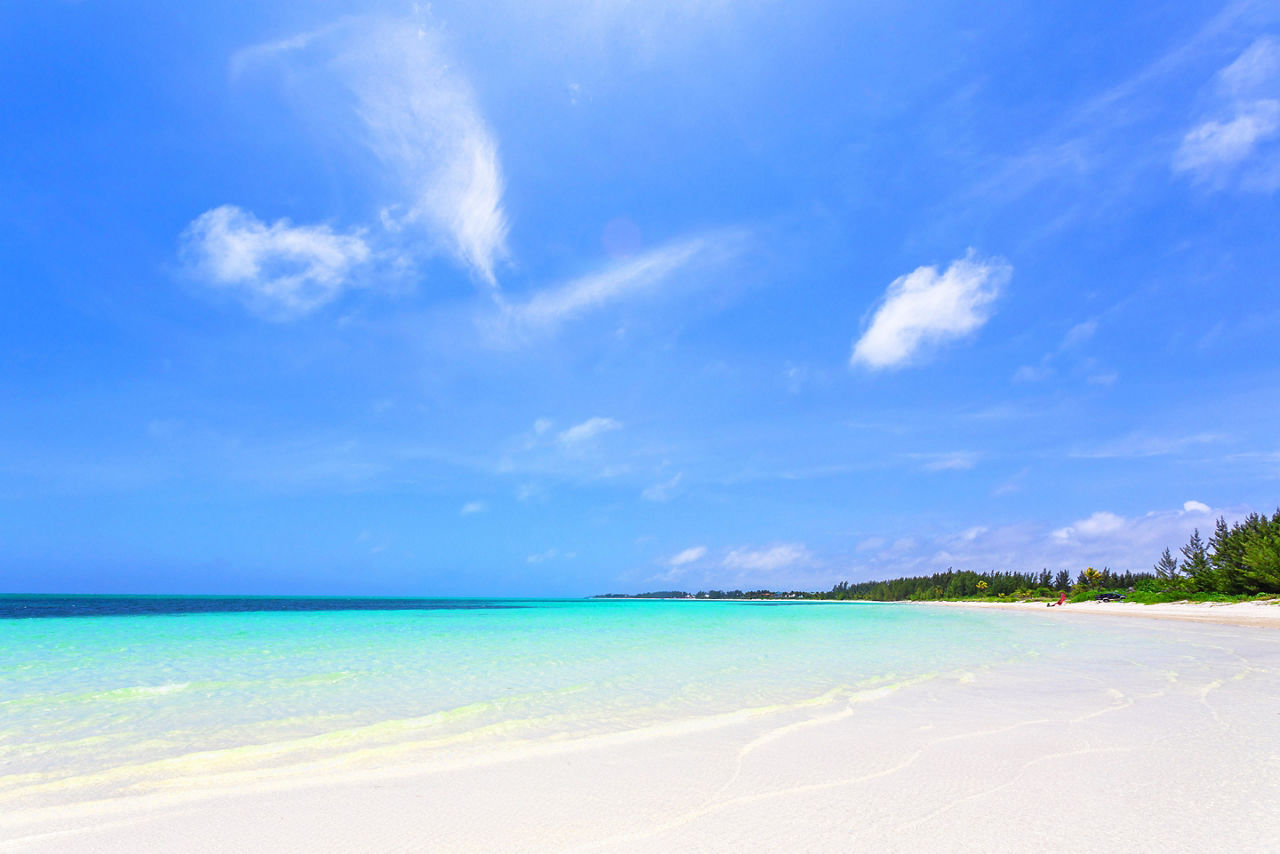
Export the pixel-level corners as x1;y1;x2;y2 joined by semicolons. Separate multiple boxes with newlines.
596;589;805;599
818;566;1143;601
594;569;1137;602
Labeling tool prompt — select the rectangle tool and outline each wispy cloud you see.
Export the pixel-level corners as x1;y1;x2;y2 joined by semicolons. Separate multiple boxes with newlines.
485;230;744;342
190;13;509;315
1174;37;1280;189
723;543;811;571
1013;316;1113;384
340;18;508;284
851;251;1011;369
228;27;331;77
518;239;700;325
1086;370;1119;386
515;483;544;503
1061;319;1098;349
482;415;636;488
942;4;1268;231
179;206;370;318
1071;432;1225;459
992;467;1029;496
1012;362;1053;383
645;542;822;590
917;451;979;472
557;416;622;446
460;500;487;515
642;472;683;501
1223;449;1280;464
668;545;707;566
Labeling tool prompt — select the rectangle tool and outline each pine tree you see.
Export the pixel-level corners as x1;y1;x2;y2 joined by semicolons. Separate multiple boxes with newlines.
1238;510;1280;594
1154;548;1180;582
1180;528;1212;591
1208;516;1244;593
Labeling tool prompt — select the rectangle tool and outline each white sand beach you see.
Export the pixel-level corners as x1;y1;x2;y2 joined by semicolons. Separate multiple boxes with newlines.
935;597;1280;628
4;607;1279;853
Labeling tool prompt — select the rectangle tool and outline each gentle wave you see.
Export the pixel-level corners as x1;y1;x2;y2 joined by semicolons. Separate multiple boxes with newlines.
0;671;949;807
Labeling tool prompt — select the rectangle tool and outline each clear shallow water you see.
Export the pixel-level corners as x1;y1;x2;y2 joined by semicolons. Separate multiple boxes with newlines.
0;597;1175;799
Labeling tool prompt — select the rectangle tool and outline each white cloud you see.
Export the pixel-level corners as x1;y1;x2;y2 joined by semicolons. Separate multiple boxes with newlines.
1074;512;1126;536
1049;503;1211;551
557;417;621;446
1174;37;1280;188
1012;503;1234;570
180;205;370;317
642;472;683;501
1174;102;1280;174
526;548;558;564
723;543;811;571
851;251;1011;369
1053;511;1126;541
460;500;487;515
668;546;707;567
215;14;508;295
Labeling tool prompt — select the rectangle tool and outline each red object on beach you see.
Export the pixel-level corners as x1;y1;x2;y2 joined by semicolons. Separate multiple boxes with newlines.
1055;592;1066;606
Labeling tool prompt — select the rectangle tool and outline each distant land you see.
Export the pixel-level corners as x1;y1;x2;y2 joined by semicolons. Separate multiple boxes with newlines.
599;512;1280;604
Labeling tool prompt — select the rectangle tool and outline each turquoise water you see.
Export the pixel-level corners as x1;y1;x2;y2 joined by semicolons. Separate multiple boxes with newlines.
0;598;1133;800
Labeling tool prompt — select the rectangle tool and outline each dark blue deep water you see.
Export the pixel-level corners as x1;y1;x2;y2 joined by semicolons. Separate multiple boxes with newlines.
0;595;526;619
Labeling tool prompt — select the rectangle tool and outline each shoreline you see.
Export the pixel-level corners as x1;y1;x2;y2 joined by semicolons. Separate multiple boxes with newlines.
599;597;1280;629
924;597;1280;628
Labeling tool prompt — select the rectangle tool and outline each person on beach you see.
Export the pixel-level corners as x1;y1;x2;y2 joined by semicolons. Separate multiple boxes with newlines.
1048;592;1066;607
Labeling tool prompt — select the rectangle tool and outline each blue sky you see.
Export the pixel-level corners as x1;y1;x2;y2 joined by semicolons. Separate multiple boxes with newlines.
3;0;1279;595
